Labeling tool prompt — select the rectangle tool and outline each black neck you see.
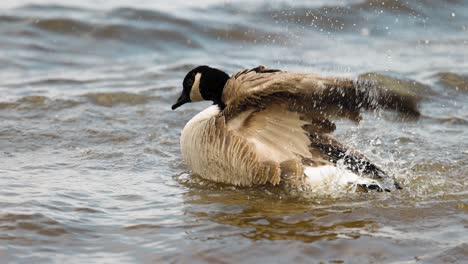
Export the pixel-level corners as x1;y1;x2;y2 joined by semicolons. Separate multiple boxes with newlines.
213;99;226;110
198;66;229;109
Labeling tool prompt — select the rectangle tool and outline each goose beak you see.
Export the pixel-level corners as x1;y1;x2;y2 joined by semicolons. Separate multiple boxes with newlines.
171;94;191;110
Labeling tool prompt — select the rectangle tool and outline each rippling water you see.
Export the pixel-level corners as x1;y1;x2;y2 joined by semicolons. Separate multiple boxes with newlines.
1;0;467;262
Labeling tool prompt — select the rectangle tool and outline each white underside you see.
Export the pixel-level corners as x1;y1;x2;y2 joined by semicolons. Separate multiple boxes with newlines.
304;165;381;192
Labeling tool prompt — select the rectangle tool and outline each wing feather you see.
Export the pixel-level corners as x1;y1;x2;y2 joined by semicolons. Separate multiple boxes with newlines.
222;66;420;122
219;66;414;189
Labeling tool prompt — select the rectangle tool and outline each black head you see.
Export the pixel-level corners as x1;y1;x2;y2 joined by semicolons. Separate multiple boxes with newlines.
171;65;230;110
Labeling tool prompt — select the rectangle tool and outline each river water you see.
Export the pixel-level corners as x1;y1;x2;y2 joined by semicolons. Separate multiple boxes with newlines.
0;0;467;263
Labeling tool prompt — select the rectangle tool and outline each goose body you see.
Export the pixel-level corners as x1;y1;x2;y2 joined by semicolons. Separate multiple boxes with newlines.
173;66;420;191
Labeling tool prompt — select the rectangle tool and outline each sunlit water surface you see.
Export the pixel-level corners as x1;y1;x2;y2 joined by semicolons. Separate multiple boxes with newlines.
0;0;467;262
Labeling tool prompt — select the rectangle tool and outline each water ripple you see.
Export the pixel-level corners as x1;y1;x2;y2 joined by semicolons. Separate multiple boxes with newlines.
1;0;467;262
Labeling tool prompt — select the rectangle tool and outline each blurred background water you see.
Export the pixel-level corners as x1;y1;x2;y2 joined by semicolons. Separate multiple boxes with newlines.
0;0;467;263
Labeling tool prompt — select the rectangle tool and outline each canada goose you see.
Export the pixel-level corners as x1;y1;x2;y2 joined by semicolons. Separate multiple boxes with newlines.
172;65;419;192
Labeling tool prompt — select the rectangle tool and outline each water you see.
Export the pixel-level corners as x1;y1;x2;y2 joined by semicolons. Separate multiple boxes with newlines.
0;0;467;262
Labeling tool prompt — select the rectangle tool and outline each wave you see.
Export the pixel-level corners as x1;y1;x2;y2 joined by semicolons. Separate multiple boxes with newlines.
0;213;68;237
358;72;432;97
435;72;468;92
0;92;161;110
251;1;421;32
83;92;158;107
0;96;80;111
216;0;467;35
2;5;285;52
3;0;465;54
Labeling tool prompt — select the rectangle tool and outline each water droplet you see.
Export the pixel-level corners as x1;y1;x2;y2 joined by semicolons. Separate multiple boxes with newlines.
360;28;370;36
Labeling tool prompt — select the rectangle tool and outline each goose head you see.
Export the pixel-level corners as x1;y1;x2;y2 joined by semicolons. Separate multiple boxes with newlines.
172;65;230;110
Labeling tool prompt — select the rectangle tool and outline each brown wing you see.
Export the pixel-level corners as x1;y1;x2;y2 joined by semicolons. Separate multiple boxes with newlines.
220;66;414;190
222;66;420;123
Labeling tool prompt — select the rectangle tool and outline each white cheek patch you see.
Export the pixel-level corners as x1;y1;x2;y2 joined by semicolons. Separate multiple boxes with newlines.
190;73;203;102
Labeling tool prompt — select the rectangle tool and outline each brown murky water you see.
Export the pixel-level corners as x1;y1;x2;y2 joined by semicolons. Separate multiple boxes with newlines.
0;0;467;262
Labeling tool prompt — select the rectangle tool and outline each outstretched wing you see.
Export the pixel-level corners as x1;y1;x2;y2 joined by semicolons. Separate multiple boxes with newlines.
221;66;416;190
222;66;420;123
